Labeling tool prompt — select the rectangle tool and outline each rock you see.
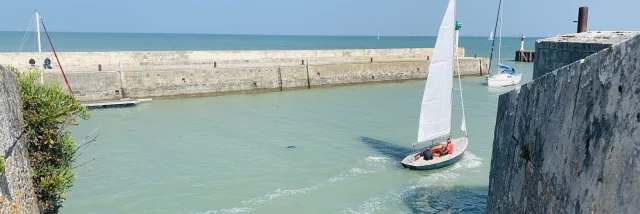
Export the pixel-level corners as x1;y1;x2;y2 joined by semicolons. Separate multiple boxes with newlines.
0;65;40;213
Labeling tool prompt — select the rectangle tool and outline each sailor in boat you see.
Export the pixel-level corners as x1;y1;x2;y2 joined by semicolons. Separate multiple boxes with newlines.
413;138;454;160
414;149;433;160
431;138;454;157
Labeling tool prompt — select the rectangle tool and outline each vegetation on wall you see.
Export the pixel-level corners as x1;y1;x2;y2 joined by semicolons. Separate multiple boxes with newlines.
9;66;92;213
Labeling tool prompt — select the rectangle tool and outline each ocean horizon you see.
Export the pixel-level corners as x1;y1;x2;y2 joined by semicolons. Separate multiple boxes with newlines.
0;31;540;58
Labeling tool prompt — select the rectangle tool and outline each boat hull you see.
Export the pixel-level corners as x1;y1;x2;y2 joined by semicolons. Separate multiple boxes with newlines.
487;73;522;87
400;137;468;170
402;152;464;170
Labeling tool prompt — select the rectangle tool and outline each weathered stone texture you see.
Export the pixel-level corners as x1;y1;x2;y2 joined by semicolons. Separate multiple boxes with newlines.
533;31;639;79
0;48;466;72
29;57;486;102
487;34;640;213
0;65;40;214
44;71;122;101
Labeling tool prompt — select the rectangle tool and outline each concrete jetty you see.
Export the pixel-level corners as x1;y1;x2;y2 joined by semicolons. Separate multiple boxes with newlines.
487;31;640;213
0;48;489;102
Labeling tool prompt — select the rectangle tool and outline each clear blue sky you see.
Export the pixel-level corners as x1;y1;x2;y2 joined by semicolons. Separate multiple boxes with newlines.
1;0;638;37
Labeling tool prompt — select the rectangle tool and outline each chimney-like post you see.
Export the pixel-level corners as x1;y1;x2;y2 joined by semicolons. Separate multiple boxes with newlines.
576;6;588;33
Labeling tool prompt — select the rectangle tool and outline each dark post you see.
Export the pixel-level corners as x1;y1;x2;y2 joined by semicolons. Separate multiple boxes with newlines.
98;64;102;71
577;6;588;33
214;61;217;68
306;60;311;89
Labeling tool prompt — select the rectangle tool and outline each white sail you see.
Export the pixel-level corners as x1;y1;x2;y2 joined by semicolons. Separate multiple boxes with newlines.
417;0;455;144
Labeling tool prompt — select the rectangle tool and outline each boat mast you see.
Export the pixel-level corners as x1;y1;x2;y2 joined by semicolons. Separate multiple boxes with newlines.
497;0;504;67
36;10;43;83
486;0;503;76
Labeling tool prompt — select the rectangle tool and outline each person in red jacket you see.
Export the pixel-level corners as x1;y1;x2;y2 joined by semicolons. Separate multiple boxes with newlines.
426;138;454;158
442;138;454;155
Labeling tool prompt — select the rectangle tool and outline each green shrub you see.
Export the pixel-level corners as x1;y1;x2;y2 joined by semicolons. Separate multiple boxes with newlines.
9;67;90;213
0;156;5;174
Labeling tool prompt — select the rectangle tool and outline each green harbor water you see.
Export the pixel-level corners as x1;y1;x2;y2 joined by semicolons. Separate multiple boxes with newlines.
64;62;533;214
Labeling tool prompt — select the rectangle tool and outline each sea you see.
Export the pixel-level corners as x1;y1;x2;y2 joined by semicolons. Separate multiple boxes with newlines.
0;31;538;213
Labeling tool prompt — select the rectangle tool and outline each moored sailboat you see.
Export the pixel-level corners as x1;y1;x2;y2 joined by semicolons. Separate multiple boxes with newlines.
486;0;522;86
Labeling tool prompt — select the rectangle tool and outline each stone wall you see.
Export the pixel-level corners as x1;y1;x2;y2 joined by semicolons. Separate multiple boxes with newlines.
0;48;465;72
486;34;640;213
42;57;488;102
0;65;40;213
533;31;639;79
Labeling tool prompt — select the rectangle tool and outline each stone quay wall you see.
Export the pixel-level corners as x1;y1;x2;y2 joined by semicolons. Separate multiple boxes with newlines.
0;48;489;102
486;32;640;213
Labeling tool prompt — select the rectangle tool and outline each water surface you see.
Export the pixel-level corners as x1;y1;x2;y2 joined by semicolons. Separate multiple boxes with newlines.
65;60;533;213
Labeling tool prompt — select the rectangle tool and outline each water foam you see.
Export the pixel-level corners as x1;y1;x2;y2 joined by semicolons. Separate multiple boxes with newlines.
201;162;384;213
243;167;377;206
198;207;252;214
343;151;483;213
364;156;391;163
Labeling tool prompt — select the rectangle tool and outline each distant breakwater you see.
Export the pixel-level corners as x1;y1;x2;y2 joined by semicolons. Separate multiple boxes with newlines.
0;48;489;102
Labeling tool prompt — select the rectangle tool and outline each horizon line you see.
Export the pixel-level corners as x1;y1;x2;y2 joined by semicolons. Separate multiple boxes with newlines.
0;30;550;38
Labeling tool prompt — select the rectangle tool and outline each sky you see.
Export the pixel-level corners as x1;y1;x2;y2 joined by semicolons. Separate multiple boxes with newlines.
0;0;638;37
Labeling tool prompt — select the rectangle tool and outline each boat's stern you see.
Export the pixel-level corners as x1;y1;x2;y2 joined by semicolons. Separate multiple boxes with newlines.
400;153;417;169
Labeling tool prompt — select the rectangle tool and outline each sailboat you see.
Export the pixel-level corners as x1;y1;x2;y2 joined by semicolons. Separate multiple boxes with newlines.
401;0;468;170
486;0;521;87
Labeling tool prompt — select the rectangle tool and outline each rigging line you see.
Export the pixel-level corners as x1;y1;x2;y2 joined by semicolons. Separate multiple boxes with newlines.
40;18;73;93
18;14;35;52
454;5;467;137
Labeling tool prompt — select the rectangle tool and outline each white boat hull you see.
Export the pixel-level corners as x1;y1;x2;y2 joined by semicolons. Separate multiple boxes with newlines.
401;137;468;170
487;73;522;87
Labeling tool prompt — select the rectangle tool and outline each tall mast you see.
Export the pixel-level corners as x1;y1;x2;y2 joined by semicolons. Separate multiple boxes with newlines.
497;0;504;67
36;10;43;83
486;0;503;76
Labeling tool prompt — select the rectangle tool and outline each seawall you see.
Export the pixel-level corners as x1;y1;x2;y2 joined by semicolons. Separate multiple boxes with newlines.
0;48;489;102
487;31;640;213
0;48;466;71
0;65;40;213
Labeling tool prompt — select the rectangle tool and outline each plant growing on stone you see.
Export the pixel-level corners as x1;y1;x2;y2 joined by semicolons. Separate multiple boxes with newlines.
9;66;91;213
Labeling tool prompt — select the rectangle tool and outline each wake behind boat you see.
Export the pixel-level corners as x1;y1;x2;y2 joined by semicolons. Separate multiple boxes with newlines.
401;0;468;171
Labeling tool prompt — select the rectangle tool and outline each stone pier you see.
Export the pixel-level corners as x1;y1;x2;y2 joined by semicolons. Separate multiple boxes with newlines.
0;48;489;102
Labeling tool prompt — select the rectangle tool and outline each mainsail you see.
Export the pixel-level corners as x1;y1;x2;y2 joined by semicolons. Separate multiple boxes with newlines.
416;0;456;144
